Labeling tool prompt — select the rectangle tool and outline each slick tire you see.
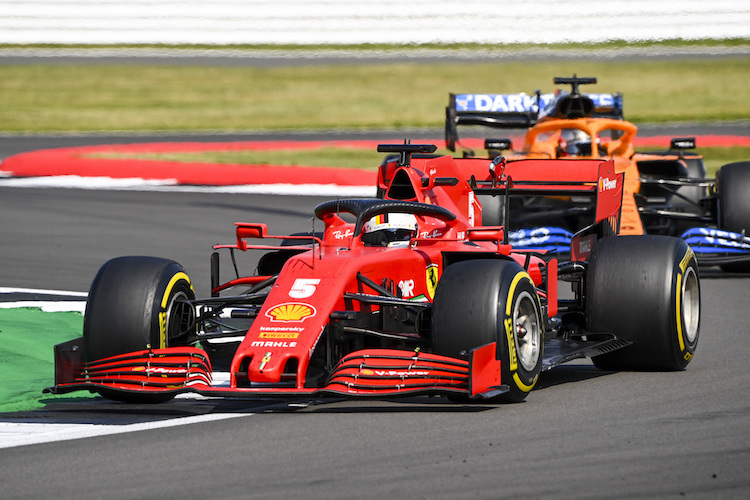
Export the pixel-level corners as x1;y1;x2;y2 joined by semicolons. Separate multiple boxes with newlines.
84;256;195;403
432;259;543;403
586;236;700;371
717;162;750;273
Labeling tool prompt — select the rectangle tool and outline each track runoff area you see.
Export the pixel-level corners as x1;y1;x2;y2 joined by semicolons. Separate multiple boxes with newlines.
2;134;750;194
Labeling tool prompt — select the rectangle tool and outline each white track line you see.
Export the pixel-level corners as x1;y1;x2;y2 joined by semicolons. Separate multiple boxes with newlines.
0;175;375;197
0;412;254;450
0;287;87;297
0;287;87;312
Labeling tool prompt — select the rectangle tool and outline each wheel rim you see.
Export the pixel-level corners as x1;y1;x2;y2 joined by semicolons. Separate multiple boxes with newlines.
166;290;195;345
681;267;700;344
513;290;541;371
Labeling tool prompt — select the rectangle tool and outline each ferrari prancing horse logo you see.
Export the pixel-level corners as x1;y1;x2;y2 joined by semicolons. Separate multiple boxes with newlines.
426;264;439;300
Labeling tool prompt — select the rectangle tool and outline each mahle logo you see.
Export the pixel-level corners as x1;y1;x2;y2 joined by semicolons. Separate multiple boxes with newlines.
265;302;316;322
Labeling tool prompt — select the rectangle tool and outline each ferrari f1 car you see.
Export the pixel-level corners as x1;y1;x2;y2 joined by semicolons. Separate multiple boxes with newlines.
441;75;750;272
46;144;700;404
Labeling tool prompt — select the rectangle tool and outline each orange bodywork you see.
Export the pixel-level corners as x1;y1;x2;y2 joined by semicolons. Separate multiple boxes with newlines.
509;117;644;235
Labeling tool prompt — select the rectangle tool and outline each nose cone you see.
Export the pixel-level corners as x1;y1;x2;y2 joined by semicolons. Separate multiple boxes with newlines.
249;351;283;383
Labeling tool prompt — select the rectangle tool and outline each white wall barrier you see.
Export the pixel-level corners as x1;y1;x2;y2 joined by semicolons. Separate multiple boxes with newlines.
1;0;749;45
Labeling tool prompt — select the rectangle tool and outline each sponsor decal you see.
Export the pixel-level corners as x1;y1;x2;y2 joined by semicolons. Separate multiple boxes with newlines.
289;278;320;298
260;326;304;333
679;247;695;272
419;229;443;239
426;264;439;301
455;93;616;114
456;93;548;113
599;176;618;192
259;352;272;371
398;279;415;298
578;236;593;255
132;366;187;375
265;302;316;322
504;272;534;375
333;229;354;240
360;368;431;377
586;93;617;108
504;317;518;372
251;340;298;348
675;245;697;353
259;331;300;339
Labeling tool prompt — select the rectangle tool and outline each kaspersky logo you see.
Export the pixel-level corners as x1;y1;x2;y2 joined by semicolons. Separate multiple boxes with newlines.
265;302;316;322
599;176;618;192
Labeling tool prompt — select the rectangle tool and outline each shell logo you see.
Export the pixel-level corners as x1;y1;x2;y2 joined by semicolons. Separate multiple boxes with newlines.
265;302;317;322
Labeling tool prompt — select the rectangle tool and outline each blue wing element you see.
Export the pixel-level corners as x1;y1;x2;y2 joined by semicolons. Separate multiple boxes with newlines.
681;227;750;267
509;227;573;254
681;228;750;254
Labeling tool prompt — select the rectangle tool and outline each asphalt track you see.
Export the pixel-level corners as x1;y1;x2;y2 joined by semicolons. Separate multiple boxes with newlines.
1;132;750;499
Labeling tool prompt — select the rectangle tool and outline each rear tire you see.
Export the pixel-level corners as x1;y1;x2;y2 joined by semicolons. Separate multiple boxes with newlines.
586;236;700;371
84;256;195;403
717;162;750;272
432;259;543;403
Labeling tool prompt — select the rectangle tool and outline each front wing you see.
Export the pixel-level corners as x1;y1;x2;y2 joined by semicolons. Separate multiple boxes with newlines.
44;341;508;400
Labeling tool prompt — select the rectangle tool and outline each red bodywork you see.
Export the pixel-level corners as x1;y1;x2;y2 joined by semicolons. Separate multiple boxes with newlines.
48;151;623;401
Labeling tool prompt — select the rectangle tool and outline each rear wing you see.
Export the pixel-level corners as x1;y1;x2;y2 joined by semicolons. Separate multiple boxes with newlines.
468;157;623;258
445;91;623;152
471;158;622;222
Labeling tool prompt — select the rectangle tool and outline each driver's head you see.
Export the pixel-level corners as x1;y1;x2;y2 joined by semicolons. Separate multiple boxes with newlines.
559;128;592;156
560;128;588;143
362;213;417;247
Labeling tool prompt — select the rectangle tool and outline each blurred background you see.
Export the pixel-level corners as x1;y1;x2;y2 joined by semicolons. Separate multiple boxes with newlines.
1;0;749;45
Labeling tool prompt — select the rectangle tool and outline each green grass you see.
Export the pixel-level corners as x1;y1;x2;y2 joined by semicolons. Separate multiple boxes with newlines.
696;147;750;176
1;57;749;133
0;308;94;413
87;146;392;170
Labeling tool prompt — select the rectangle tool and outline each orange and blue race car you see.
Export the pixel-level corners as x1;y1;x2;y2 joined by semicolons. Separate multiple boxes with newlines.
47;143;699;404
439;75;750;272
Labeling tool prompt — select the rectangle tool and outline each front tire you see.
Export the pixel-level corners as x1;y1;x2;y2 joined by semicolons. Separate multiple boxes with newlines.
84;256;195;403
432;259;543;403
586;236;700;371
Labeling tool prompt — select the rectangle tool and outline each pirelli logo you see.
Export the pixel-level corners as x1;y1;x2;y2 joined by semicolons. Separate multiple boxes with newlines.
259;331;300;339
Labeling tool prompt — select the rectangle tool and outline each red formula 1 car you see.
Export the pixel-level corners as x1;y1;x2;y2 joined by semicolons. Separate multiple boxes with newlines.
47;144;700;404
441;75;750;272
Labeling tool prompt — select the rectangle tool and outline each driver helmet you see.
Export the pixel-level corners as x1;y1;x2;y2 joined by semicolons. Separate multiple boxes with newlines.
559;128;592;156
362;213;417;247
